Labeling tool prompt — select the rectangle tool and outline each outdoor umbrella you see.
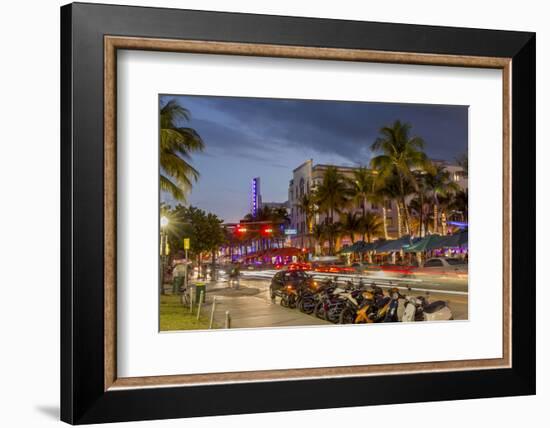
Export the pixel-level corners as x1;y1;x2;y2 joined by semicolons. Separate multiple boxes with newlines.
375;235;412;253
340;244;355;254
340;241;369;254
360;240;385;252
404;234;445;252
440;230;468;248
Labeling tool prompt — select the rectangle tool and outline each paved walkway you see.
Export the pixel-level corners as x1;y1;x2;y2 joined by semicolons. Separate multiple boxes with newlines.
195;279;329;329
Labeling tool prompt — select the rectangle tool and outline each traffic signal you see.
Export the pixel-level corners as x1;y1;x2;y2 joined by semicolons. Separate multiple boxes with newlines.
236;226;247;234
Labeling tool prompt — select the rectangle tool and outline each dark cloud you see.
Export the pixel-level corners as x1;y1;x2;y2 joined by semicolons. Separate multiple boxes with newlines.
162;95;468;165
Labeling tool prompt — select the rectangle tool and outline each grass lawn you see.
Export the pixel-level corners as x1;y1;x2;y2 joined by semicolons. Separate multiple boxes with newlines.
160;294;213;331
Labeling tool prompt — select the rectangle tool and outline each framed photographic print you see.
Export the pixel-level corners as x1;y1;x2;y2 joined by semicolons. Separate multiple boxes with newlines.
60;2;536;424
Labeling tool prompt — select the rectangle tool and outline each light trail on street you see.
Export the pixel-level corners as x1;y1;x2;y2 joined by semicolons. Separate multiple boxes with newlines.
240;269;469;296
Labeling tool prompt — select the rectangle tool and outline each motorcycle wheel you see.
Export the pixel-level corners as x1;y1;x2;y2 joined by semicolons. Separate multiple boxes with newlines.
288;295;297;309
326;306;342;323
314;301;327;320
298;298;315;314
339;307;356;324
269;288;276;303
280;296;288;308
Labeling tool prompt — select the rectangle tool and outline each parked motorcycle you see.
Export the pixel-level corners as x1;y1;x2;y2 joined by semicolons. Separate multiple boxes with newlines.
313;281;345;321
401;295;453;321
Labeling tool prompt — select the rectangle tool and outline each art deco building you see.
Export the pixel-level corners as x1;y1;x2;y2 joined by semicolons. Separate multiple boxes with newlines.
287;159;466;250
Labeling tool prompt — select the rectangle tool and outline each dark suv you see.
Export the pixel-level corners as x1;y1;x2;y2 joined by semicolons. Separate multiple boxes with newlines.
270;270;314;300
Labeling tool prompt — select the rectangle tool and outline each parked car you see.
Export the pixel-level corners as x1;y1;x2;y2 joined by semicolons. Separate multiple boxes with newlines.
270;270;315;300
414;257;468;282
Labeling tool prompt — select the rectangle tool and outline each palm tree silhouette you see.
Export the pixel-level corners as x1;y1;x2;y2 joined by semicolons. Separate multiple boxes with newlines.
160;100;204;201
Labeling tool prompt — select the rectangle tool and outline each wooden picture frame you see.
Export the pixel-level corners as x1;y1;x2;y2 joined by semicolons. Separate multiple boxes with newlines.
61;2;535;424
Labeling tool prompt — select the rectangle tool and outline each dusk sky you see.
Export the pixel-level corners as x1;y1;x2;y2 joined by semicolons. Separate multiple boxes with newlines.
160;95;468;223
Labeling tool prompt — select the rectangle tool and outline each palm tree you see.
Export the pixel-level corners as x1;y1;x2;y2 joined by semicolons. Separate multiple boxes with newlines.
448;189;468;222
371;171;403;238
360;211;384;243
411;169;431;237
323;220;342;256
424;163;460;234
348;167;375;217
340;212;362;245
315;166;350;222
359;211;384;263
296;193;315;248
314;166;350;253
370;120;427;236
311;224;325;256
160;99;204;201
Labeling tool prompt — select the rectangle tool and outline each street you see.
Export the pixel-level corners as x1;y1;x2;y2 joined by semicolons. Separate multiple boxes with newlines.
196;271;468;330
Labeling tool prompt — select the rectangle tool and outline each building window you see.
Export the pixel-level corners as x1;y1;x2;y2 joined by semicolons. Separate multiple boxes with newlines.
299;178;305;197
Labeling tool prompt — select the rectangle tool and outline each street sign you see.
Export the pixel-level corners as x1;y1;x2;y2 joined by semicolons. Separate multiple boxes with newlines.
284;229;297;235
184;238;190;250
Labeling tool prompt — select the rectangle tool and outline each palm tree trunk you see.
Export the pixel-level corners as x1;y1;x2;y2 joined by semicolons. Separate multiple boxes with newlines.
382;206;389;240
401;197;411;235
398;174;411;235
441;210;447;235
433;203;439;234
419;194;424;237
396;202;402;237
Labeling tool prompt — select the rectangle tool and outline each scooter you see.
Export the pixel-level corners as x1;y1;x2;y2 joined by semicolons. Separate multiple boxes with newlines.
401;295;453;322
339;289;376;324
382;288;406;322
313;281;347;321
279;284;299;309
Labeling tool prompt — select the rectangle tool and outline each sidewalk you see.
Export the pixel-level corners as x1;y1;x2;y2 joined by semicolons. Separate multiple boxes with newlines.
190;279;329;329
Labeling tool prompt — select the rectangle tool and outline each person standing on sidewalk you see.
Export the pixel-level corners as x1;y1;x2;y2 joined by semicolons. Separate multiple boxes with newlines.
229;263;241;289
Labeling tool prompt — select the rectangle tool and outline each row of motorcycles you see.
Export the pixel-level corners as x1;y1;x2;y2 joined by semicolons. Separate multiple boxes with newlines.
270;274;453;324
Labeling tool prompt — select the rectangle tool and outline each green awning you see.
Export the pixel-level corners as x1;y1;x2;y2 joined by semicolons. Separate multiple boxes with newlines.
404;234;445;252
340;240;370;253
375;235;413;253
439;230;468;248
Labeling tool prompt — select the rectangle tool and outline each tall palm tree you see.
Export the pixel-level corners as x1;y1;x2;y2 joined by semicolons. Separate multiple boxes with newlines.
323;220;342;256
340;212;362;245
311;224;325;256
160;99;205;201
448;189;468;222
370;120;427;236
360;211;383;263
360;211;384;243
371;171;403;239
424;163;460;234
411;169;431;237
296;193;315;248
315;166;350;222
315;166;350;253
348;167;375;217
